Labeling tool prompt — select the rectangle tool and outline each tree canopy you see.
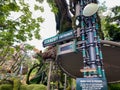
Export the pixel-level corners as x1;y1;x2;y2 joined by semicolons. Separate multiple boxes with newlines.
0;0;44;77
47;0;104;39
0;0;44;48
102;6;120;41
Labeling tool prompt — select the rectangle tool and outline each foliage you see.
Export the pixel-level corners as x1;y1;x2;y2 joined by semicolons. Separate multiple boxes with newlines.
0;79;13;85
27;84;47;90
108;83;120;90
26;54;48;85
46;0;58;13
98;1;107;39
0;84;47;90
20;85;27;90
0;84;13;90
0;0;44;75
0;44;34;80
101;6;120;41
0;0;44;48
12;78;21;90
1;83;120;90
99;1;107;13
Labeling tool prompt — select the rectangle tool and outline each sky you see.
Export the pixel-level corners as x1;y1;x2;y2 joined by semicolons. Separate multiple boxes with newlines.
26;0;56;51
99;0;120;8
26;0;120;51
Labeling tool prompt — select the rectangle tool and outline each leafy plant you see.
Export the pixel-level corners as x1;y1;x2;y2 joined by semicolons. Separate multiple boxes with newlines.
0;0;44;48
0;84;13;90
101;6;120;41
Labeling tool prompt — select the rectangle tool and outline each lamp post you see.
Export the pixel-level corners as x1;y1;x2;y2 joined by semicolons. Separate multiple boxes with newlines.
76;0;108;90
42;0;108;90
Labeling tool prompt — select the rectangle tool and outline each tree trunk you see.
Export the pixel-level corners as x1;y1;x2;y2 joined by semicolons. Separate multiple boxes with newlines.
54;0;72;33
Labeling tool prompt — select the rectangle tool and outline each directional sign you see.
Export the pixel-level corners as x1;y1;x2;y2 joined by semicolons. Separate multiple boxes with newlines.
43;35;59;47
43;30;74;47
58;30;74;42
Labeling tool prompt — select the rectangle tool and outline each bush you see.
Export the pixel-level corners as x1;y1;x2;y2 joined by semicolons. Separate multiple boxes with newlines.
26;84;35;90
13;78;21;90
0;84;13;90
27;84;47;90
0;80;13;85
0;83;47;90
20;85;27;90
108;83;120;90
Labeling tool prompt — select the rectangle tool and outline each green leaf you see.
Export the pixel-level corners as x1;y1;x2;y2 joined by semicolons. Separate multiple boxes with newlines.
8;3;20;11
0;0;44;48
37;17;44;23
34;5;44;12
36;0;44;3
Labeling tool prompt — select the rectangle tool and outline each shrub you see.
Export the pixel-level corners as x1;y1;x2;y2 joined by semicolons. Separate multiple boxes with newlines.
27;84;47;90
12;78;21;90
0;84;13;90
0;84;47;90
20;85;27;90
108;83;120;90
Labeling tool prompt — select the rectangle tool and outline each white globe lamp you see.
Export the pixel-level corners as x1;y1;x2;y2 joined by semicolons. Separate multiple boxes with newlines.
83;3;99;16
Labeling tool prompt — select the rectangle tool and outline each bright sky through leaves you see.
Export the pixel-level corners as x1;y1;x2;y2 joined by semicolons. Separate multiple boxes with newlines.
27;0;120;51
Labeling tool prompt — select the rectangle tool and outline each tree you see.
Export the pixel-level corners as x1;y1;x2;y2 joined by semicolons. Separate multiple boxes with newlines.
0;0;44;74
0;0;44;48
47;0;104;39
98;1;107;39
0;44;34;77
103;6;120;41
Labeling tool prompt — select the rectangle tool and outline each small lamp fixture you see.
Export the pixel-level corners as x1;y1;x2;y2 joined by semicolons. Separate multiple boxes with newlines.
83;3;99;16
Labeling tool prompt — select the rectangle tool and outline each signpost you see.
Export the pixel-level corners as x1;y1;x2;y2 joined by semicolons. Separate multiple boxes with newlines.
42;0;108;90
43;30;74;47
75;0;108;89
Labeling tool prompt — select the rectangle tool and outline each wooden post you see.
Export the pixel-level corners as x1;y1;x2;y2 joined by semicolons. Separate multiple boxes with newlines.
47;60;52;90
64;74;67;90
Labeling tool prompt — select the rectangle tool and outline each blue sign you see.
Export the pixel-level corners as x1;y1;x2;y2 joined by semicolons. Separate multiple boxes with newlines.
60;44;73;51
43;35;58;45
58;30;74;42
76;78;108;90
57;40;76;55
43;30;74;47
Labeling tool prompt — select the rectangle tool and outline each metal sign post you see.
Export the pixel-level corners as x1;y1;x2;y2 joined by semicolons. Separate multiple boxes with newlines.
42;0;108;90
75;0;108;90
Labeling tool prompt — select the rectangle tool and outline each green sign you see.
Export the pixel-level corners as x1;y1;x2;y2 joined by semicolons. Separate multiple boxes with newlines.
43;35;58;45
76;78;108;90
43;30;74;47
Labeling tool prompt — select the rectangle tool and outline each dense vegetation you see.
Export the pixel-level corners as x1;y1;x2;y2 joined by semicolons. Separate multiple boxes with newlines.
0;0;120;90
102;6;120;41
